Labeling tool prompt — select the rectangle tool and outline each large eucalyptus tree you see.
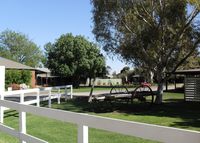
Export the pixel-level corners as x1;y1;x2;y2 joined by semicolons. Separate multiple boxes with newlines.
91;0;200;103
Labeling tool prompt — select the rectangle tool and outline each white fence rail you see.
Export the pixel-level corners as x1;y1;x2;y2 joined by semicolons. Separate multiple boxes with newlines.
0;85;73;123
39;85;73;107
0;99;200;143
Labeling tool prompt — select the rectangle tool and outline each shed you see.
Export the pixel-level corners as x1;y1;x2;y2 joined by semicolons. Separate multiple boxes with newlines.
171;69;200;102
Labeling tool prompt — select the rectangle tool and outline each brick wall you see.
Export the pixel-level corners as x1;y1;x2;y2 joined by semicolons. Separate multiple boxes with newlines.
30;70;36;88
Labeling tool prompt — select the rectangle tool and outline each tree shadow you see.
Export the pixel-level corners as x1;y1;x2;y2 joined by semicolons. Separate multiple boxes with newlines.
164;87;184;93
4;110;19;118
49;96;200;130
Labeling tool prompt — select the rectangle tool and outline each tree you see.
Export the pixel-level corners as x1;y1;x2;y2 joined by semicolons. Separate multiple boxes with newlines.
120;66;130;74
178;49;200;69
0;30;44;67
92;0;200;104
45;33;106;87
105;65;112;75
120;66;130;83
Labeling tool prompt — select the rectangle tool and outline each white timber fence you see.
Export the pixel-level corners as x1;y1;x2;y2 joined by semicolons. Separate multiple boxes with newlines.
0;85;73;122
0;99;200;143
39;85;73;107
0;66;200;143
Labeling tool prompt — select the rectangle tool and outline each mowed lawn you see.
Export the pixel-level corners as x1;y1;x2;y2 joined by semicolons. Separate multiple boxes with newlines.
0;92;200;143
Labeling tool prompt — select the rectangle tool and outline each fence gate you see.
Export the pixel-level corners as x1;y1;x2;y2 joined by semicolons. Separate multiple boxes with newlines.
185;77;200;102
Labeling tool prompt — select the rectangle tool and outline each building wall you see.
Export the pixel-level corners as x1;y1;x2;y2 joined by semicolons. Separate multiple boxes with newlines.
30;70;36;88
86;78;122;86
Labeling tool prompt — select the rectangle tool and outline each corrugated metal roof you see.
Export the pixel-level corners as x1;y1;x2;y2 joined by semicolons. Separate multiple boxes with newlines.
173;69;200;74
36;68;51;73
0;56;34;70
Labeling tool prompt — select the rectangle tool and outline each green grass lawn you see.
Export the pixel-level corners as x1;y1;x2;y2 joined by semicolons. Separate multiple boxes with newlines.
72;86;137;92
0;92;199;143
73;87;111;92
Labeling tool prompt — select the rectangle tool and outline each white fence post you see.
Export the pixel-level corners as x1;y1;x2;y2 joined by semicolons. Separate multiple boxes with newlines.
70;85;73;99
36;90;40;107
58;88;60;104
0;66;5;124
0;93;4;123
19;93;26;143
65;86;68;101
48;89;52;108
78;125;88;143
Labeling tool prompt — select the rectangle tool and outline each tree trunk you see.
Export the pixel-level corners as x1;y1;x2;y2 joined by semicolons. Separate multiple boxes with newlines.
89;77;92;87
73;76;81;88
155;68;165;104
147;71;154;83
155;81;164;104
88;78;96;102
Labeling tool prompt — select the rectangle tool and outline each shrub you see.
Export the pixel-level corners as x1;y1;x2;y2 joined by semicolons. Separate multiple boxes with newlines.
5;70;31;88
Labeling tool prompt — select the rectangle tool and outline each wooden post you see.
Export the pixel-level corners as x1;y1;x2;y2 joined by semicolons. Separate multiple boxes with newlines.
78;125;88;143
19;93;26;143
0;66;5;123
166;74;168;91
175;74;177;90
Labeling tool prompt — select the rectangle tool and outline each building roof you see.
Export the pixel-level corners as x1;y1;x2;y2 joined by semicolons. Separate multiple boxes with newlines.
37;74;58;78
36;68;51;73
174;69;200;74
0;56;34;70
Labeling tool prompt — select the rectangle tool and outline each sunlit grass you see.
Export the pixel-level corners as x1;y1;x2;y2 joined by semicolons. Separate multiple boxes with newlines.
1;92;199;143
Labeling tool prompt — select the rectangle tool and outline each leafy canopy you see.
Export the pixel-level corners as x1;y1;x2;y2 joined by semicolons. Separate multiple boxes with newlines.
92;0;200;80
92;0;200;103
45;33;106;80
0;30;44;67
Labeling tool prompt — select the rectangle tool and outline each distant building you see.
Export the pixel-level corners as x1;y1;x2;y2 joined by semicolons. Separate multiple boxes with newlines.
36;68;58;86
85;78;122;86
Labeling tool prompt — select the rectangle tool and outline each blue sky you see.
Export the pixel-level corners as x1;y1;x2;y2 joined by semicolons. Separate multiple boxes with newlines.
0;0;128;73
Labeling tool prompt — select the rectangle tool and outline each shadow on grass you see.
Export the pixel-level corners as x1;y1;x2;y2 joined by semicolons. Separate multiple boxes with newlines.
42;94;200;130
3;92;199;130
164;87;184;93
4;110;19;118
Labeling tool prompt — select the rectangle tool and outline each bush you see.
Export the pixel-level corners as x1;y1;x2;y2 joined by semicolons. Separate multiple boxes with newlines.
5;70;31;88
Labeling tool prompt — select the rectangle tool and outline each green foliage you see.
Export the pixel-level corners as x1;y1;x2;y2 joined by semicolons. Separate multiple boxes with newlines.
0;29;44;67
92;0;200;76
5;70;31;87
91;0;200;102
45;33;106;85
178;50;200;70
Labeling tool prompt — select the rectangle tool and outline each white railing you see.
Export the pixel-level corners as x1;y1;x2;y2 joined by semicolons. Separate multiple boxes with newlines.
39;85;73;107
0;88;40;124
0;85;73;123
0;99;200;143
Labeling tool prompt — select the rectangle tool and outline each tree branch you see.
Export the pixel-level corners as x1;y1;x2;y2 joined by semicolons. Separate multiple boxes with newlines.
165;9;199;62
170;39;200;74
